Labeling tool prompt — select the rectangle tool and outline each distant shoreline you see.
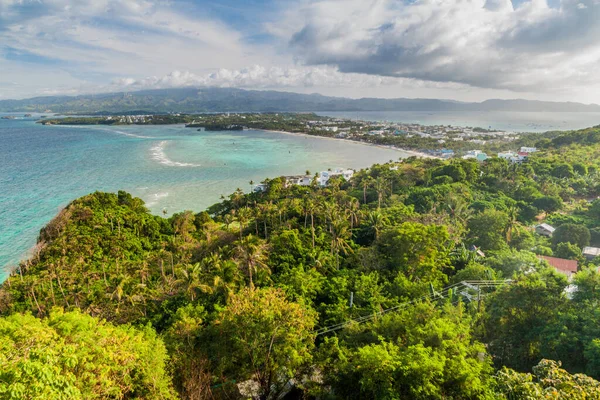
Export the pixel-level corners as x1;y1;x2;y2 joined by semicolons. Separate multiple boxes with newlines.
260;129;441;159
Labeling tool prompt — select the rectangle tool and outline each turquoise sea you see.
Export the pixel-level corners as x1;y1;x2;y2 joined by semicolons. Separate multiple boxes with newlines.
0;115;406;280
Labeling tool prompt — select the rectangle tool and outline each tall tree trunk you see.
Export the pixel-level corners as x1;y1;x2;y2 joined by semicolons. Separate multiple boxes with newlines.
311;213;315;249
31;286;42;315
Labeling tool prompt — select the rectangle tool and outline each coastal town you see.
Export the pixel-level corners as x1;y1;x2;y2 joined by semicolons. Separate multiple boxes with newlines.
38;112;542;161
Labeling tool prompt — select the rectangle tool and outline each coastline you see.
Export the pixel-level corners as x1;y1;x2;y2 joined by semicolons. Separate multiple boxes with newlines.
260;129;441;159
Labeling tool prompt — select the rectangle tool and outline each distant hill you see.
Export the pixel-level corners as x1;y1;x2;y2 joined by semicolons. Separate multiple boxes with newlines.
1;87;599;113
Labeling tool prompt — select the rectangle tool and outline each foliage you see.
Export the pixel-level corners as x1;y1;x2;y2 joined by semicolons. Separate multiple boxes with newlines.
496;359;600;399
3;125;600;398
0;309;176;400
552;223;591;249
210;287;316;399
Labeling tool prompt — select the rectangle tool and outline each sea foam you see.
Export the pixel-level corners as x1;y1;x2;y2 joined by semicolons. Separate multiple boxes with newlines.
149;141;200;167
145;192;169;207
112;129;153;139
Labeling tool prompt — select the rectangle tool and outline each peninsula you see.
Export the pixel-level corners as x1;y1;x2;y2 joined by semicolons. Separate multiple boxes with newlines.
39;112;557;157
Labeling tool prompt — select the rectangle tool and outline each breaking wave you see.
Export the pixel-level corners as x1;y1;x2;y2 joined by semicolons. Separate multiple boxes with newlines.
149;141;200;167
145;192;169;207
111;129;153;139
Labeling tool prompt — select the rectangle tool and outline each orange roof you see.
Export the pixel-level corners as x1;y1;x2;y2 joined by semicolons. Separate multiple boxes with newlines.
540;256;578;273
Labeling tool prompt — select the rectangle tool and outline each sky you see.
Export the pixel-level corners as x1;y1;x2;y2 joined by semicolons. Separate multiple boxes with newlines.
1;0;600;103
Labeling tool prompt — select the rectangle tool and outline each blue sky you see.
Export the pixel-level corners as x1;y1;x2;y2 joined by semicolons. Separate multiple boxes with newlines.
1;0;600;103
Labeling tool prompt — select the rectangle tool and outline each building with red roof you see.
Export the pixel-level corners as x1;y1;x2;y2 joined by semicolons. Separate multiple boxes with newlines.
539;256;578;279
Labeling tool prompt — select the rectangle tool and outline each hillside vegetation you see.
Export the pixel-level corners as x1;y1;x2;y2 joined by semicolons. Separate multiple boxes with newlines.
4;126;600;398
2;87;600;113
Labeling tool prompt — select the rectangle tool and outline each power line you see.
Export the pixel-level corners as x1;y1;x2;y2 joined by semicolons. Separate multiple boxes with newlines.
315;280;511;336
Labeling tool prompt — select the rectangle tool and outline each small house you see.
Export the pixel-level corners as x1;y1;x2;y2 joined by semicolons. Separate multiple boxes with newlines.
535;223;555;237
520;146;537;153
583;246;600;261
498;151;518;162
540;256;578;279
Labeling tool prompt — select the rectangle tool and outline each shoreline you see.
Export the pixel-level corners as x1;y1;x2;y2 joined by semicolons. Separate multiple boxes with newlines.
260;129;441;159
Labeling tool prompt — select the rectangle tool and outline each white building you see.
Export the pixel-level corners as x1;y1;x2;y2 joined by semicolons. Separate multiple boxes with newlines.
498;151;523;163
535;223;555;237
498;151;517;160
520;147;538;153
583;246;600;261
318;169;354;186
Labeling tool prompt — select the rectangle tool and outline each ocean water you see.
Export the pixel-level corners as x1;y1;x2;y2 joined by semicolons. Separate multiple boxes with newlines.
320;111;600;132
0;115;406;279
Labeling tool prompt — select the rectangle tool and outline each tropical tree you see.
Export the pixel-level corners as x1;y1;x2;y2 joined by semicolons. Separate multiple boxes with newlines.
0;310;176;399
211;288;317;400
235;235;270;288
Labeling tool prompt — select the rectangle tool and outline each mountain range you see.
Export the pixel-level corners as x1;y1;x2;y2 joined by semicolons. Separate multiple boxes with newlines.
1;87;599;113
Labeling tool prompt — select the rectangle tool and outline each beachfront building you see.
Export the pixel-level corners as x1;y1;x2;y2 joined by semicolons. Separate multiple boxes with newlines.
284;175;313;187
318;169;355;186
283;168;355;188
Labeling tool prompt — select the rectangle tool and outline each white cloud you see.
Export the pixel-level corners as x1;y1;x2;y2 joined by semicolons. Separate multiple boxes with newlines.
2;0;600;102
276;0;600;92
110;65;466;92
0;0;276;88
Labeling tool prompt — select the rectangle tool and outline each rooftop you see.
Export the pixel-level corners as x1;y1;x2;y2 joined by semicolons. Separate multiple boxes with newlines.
583;246;600;257
540;256;578;274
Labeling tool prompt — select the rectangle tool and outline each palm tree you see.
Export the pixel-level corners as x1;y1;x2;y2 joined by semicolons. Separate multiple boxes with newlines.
330;219;353;269
237;206;252;240
365;211;388;240
235;236;270;288
450;243;482;270
175;263;212;301
230;188;245;209
204;256;239;302
345;197;362;229
361;176;373;205
224;213;235;230
111;274;132;314
373;176;387;209
444;194;472;225
505;205;520;243
249;180;255;192
303;197;318;248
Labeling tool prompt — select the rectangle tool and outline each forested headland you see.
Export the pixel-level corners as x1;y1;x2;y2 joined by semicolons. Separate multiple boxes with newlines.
4;125;600;399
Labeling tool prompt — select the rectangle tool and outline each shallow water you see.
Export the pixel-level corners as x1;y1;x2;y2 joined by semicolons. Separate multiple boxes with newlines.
0;116;406;278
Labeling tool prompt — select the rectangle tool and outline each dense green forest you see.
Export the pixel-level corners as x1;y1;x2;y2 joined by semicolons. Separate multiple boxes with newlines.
4;126;600;399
